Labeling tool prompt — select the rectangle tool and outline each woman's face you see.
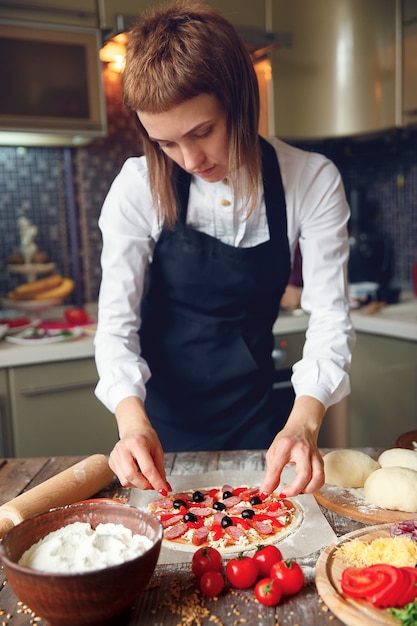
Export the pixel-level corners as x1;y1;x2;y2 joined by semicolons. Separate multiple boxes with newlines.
137;93;230;182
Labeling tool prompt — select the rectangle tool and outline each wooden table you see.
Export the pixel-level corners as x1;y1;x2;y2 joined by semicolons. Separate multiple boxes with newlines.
0;449;379;626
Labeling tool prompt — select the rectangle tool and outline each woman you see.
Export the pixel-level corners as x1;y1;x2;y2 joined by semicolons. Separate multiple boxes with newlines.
94;0;355;497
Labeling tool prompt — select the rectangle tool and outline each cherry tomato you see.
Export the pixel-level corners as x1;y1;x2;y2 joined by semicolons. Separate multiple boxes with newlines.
252;545;283;578
191;547;223;579
64;308;89;325
226;555;259;589
254;577;282;607
199;570;225;597
270;559;305;596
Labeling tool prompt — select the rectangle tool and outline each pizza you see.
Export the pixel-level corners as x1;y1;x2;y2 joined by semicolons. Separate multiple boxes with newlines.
148;484;304;554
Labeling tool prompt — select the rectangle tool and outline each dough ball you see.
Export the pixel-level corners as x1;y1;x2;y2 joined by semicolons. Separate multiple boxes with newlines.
378;448;417;472
364;466;417;512
323;449;380;488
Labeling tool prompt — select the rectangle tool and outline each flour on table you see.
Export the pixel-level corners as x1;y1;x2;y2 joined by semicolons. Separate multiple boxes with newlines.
19;522;153;574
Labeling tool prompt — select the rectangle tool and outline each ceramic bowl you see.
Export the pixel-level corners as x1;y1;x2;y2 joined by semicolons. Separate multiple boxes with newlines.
0;500;162;626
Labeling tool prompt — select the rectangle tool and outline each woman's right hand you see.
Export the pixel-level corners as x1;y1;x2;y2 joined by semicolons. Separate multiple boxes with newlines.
109;396;171;493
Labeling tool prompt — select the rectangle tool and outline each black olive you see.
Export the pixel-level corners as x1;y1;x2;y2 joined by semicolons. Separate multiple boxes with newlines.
221;515;233;528
192;490;204;503
183;512;198;523
241;508;255;519
213;501;226;511
223;490;233;499
173;499;187;509
250;496;263;506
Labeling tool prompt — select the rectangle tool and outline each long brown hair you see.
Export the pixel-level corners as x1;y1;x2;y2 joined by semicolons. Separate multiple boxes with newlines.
123;0;261;229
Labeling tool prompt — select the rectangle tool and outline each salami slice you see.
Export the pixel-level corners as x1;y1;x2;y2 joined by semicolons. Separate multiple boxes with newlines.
192;526;209;546
164;522;188;540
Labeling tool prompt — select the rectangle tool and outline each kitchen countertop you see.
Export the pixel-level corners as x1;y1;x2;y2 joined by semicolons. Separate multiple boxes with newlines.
274;295;417;342
0;298;416;369
0;449;379;626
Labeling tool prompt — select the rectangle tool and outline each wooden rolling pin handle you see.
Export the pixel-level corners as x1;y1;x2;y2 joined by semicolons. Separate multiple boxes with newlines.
0;518;14;537
0;454;114;538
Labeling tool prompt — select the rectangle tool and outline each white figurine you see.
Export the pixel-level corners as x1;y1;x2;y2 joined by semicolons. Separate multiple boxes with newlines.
18;216;38;265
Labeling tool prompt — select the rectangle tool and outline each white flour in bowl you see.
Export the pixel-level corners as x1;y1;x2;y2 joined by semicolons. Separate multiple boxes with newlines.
18;521;153;574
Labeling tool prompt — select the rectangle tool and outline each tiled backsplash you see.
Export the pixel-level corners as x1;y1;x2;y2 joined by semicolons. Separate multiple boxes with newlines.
0;72;416;305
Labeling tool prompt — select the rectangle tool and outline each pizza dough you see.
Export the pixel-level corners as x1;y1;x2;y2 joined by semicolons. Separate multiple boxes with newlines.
378;448;417;472
323;449;380;488
364;466;417;512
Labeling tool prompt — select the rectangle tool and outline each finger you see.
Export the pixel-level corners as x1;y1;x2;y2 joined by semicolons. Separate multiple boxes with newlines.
296;455;325;494
281;453;324;496
109;452;151;489
259;458;288;497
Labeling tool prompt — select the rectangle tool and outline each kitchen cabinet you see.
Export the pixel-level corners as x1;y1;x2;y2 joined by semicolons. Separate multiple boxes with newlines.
0;369;12;457
7;358;118;457
348;332;417;448
0;1;97;27
403;0;417;126
98;0;266;32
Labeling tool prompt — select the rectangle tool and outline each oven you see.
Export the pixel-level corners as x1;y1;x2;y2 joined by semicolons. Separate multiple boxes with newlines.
271;329;349;447
271;331;305;418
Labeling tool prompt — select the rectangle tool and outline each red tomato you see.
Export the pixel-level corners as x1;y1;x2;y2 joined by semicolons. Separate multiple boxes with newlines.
199;570;225;597
252;545;283;578
341;565;391;599
64;308;89;325
191;547;223;579
254;577;282;607
366;565;410;609
342;564;417;609
226;555;259;589
270;559;305;596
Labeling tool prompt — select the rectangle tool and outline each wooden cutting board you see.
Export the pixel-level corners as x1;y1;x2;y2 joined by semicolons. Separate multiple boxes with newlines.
314;484;417;524
315;523;403;626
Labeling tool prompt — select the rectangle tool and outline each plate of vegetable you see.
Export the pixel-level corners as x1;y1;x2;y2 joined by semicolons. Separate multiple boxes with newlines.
316;521;417;625
5;326;83;345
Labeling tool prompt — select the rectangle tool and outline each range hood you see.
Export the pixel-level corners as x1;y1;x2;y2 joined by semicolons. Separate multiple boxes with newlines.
270;0;403;140
102;14;292;62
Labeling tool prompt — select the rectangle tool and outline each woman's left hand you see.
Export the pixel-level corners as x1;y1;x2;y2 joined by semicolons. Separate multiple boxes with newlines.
259;396;326;497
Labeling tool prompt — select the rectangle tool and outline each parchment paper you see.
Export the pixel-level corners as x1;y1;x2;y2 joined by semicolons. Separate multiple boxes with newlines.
130;467;337;564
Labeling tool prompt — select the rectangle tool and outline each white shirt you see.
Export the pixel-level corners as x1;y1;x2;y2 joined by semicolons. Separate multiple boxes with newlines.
94;137;356;414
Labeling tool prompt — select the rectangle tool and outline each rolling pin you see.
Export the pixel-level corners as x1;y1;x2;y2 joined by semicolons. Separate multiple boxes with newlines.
0;454;114;539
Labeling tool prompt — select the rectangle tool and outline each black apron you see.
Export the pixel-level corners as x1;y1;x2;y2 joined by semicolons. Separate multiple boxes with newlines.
140;137;291;451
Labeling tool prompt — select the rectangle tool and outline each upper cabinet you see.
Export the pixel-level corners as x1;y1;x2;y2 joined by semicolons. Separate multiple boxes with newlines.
98;0;266;32
269;0;400;140
0;0;98;27
403;0;417;126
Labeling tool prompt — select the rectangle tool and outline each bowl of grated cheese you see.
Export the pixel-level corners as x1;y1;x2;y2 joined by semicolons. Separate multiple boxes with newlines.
0;499;163;626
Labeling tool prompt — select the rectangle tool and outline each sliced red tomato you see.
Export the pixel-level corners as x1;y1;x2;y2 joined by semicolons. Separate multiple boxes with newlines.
252;544;283;578
393;568;417;608
226;555;259;589
1;317;30;328
341;565;391;599
254;577;282;606
342;564;417;609
368;565;406;608
270;559;305;596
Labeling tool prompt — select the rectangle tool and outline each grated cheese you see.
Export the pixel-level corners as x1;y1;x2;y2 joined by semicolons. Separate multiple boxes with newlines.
335;536;417;568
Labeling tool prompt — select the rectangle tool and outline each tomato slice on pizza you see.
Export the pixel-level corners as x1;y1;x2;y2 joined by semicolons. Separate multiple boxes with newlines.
148;485;303;554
